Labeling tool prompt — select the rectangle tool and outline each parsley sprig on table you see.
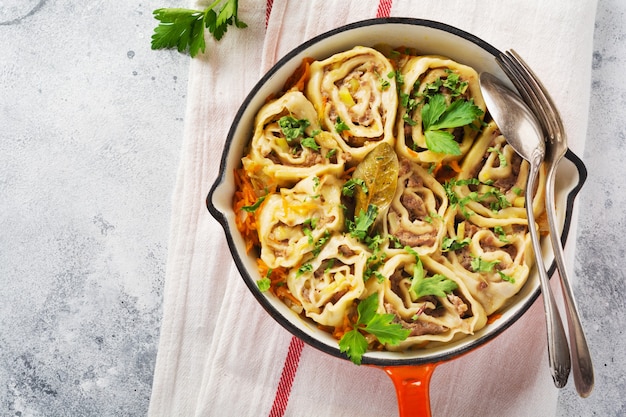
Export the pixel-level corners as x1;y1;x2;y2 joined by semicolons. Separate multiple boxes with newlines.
339;293;410;365
151;0;247;57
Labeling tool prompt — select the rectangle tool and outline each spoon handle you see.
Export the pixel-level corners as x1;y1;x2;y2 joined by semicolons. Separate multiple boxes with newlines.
526;158;571;387
546;164;594;396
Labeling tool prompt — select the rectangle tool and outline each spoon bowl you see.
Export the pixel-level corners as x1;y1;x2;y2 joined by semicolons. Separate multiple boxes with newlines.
479;72;572;388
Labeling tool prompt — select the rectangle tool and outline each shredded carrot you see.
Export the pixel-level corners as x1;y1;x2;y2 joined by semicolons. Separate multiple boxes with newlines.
340;166;356;181
332;313;353;340
257;258;302;306
487;313;502;325
233;167;261;253
434;160;462;183
283;57;315;92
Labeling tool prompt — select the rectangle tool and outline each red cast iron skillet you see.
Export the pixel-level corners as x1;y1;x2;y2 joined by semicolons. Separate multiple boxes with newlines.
206;18;586;417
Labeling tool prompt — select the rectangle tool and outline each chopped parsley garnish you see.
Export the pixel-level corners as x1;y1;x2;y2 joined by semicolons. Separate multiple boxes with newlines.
335;116;350;134
301;137;320;150
442;70;468;97
364;234;387;282
296;263;313;277
347;205;378;241
278;115;310;141
494;226;510;243
444;178;512;218
470;255;500;273
441;236;471;252
312;230;331;257
241;195;267;212
488;146;507;167
498;271;516;283
338;293;410;365
256;277;271;292
342;178;368;197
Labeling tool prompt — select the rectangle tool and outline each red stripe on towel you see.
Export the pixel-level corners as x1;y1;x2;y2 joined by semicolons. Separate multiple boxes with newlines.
376;0;393;18
268;337;305;417
265;0;274;28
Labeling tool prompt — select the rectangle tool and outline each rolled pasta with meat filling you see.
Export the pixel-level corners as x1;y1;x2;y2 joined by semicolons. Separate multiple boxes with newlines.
242;91;348;189
448;120;546;228
395;55;486;165
440;221;532;315
287;235;369;327
436;121;544;314
385;158;448;256
306;46;397;162
380;252;487;350
256;175;344;270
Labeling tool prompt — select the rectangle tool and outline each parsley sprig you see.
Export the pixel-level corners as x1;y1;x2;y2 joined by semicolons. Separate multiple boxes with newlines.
421;94;483;155
405;247;458;300
339;293;410;365
151;0;247;58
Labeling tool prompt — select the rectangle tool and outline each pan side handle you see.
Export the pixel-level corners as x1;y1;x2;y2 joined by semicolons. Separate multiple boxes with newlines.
383;363;439;417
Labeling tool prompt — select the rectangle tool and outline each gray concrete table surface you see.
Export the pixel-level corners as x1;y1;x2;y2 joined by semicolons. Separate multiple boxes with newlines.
0;0;624;416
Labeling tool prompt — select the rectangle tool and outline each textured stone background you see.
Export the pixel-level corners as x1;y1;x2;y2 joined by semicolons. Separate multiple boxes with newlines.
0;0;624;416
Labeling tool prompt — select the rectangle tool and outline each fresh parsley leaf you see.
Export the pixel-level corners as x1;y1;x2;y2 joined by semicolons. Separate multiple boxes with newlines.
422;94;447;129
335;116;350;134
428;98;483;130
339;293;410;365
151;0;247;58
338;328;368;365
364;234;387;282
402;113;418;127
425;129;462;155
406;246;458;299
303;227;314;244
421;94;483;155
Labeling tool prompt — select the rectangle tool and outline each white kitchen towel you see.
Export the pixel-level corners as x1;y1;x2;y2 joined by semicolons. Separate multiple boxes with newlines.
148;1;598;416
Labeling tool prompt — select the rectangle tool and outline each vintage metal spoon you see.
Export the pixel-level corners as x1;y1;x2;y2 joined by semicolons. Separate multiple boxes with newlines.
479;72;571;388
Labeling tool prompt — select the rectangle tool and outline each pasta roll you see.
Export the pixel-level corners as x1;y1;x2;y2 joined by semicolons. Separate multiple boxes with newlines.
381;252;487;350
395;55;486;164
449;121;546;228
287;235;370;327
256;175;344;269
439;220;533;314
242;90;348;189
306;46;398;162
385;158;448;255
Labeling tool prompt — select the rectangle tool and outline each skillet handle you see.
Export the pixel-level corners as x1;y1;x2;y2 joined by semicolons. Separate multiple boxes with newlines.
383;364;438;417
